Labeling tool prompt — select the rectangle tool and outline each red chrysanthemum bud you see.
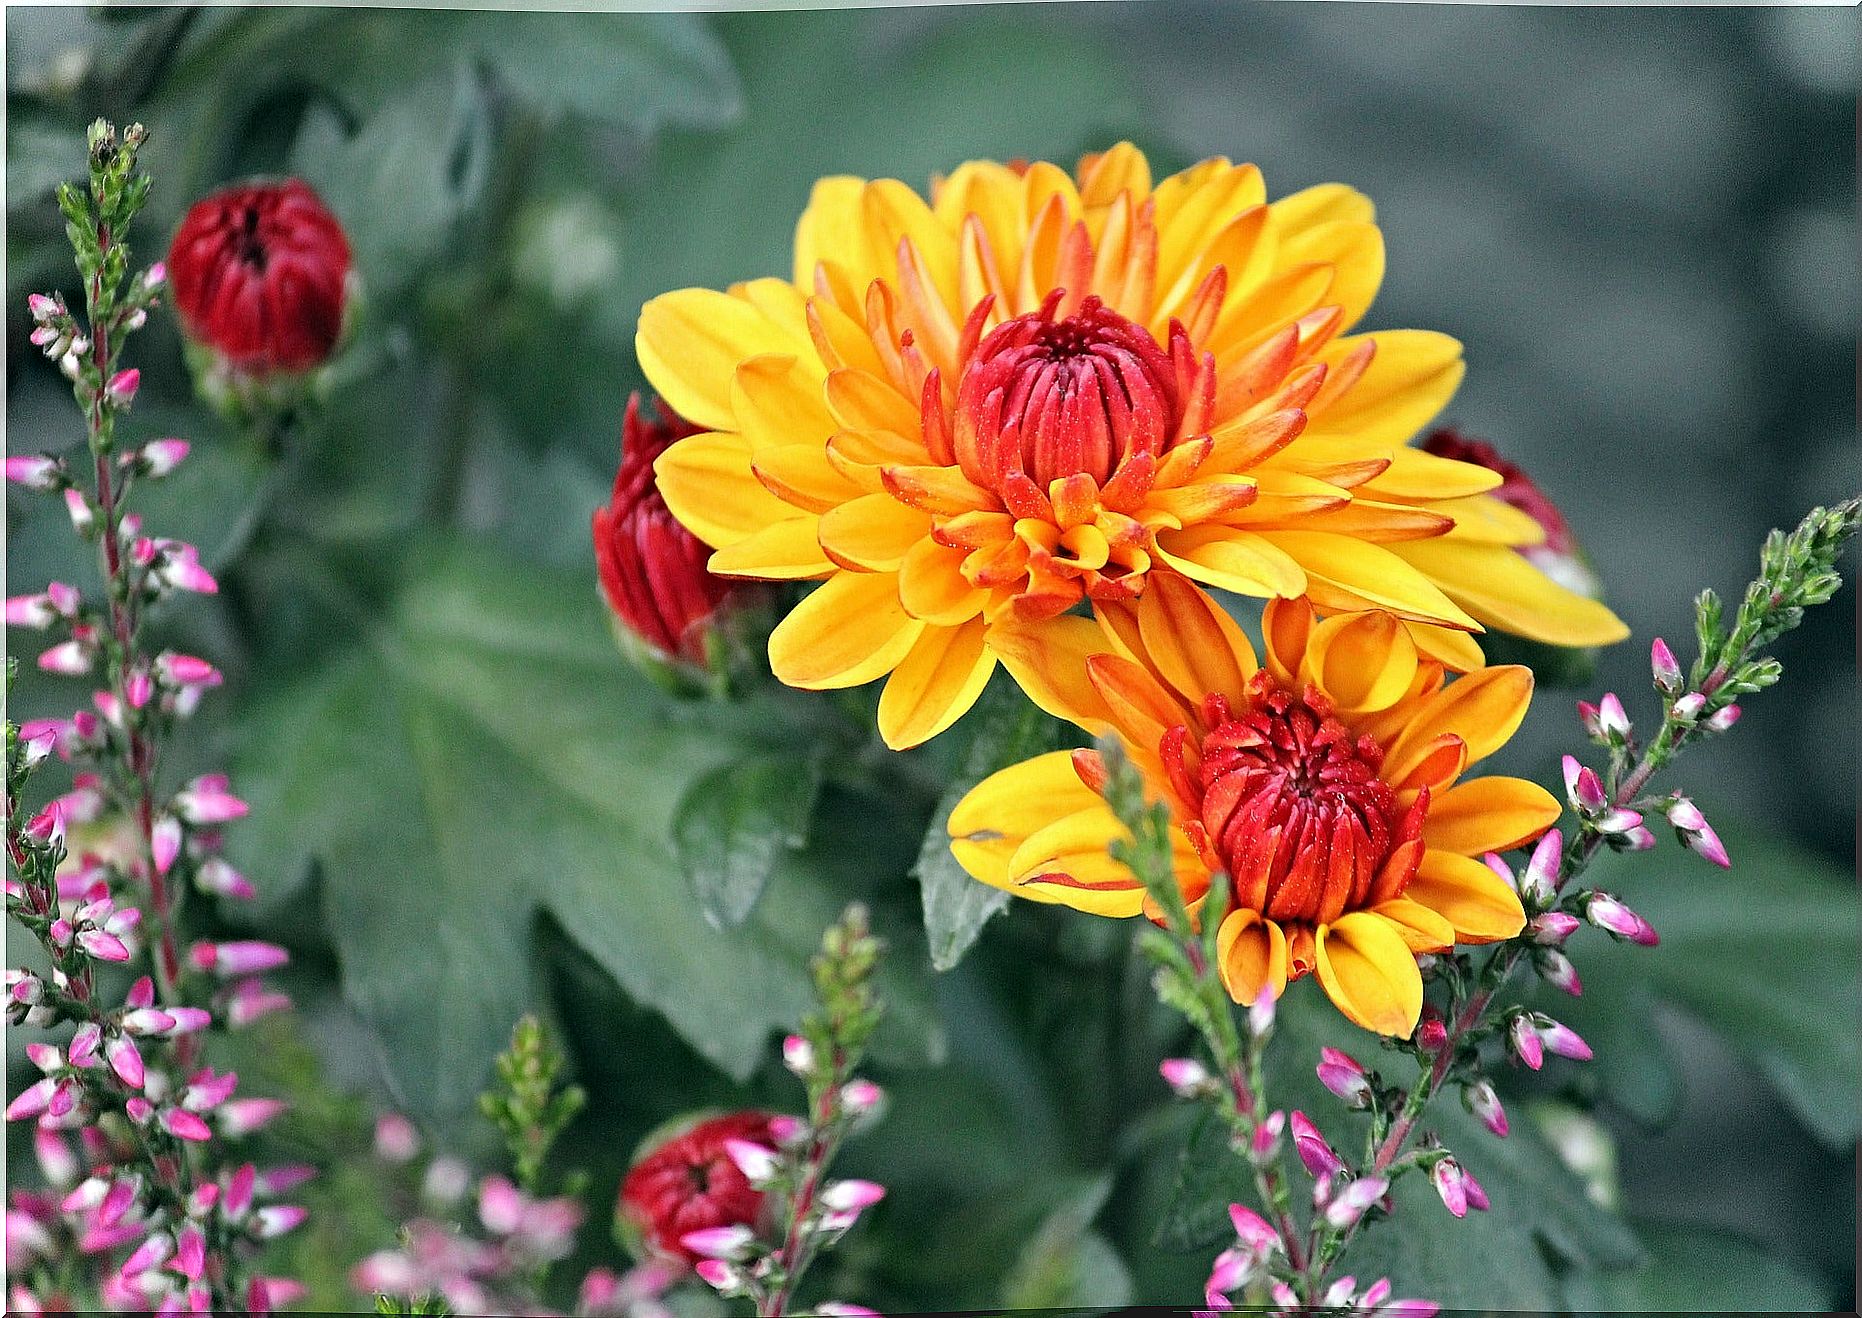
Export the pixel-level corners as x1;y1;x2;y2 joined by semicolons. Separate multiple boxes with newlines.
594;396;750;676
168;179;351;373
617;1111;778;1266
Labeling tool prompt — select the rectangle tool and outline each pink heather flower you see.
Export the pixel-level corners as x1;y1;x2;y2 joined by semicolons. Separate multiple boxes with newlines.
226;1163;258;1219
1205;1246;1253;1307
256;1164;318;1196
1620;825;1658;851
1671;691;1706;722
375;1113;421;1164
1250;1110;1285;1161
479;1174;525;1235
1316;1047;1372;1107
122;1008;178;1036
136;439;191;479
1536;949;1582;996
122;1231;175;1275
1650;638;1682;694
217;1099;288;1136
156;653;222;688
250;1205;308;1239
1380;1299;1443;1318
1561;755;1605;812
160;1108;214;1141
1160;1057;1212;1097
171;1225;206;1281
767;1113;807;1146
173;775;248;824
28;293;59;321
782;1033;814;1073
64;488;94;533
1322;1175;1387;1230
152;541;218;595
1595;693;1630;740
1322;1276;1357;1308
195;857;256;900
75;927;131;962
1247;985;1276;1039
7;593;58;629
225;979;291;1027
1537;1017;1593;1061
151;815;183;876
1289;1111;1343;1179
819;1179;886;1213
1415;1009;1449;1052
693;1259;739;1290
190;939;289;976
1665;797;1731;868
680;1224;755;1260
841;1078;885;1115
1461;1166;1490;1212
126;1096;155;1124
125;669;154;709
6;455;60;489
167;1007;214;1035
1226;1203;1280;1256
34;1127;78;1187
1705;703;1741;733
104;368;140;406
1528;911;1580;945
1586;892;1660;945
105;1036;147;1088
1459;1079;1504;1139
145;261;168;291
37;639;92;676
1509;1015;1544;1071
722;1138;780;1187
1430;1158;1470;1218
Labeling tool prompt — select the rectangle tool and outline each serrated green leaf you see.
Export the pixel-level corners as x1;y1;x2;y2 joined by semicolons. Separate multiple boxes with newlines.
911;679;1067;972
227;540;866;1115
674;751;823;929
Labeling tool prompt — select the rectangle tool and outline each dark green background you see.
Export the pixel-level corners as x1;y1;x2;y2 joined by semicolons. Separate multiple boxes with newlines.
7;5;1856;1313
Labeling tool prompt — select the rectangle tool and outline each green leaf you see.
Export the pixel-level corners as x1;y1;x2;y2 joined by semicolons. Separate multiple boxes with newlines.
1000;1174;1132;1310
674;752;824;929
1556;817;1859;1144
910;679;1068;971
227;539;886;1115
1568;1220;1834;1312
1151;1108;1252;1253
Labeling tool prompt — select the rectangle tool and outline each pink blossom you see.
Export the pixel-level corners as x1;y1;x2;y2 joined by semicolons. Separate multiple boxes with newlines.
6;455;60;489
190;939;289;976
1160;1057;1211;1096
105;368;141;406
1586;892;1659;945
1464;1080;1509;1138
1289;1110;1344;1179
1650;638;1682;693
1316;1046;1371;1107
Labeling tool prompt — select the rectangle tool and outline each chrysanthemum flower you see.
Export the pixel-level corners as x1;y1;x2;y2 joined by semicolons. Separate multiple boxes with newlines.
946;583;1551;1035
637;144;1627;747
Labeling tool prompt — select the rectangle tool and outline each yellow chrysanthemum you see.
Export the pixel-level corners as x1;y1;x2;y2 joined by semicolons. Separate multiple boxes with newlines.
948;584;1551;1036
637;144;1627;748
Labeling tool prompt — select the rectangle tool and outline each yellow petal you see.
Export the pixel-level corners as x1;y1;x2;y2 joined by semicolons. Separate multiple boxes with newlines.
1217;909;1290;1004
732;354;834;455
949;749;1102;866
1261;596;1315;688
826;368;921;436
989;615;1117;733
817;494;931;572
1405;621;1486;673
1131;573;1258;709
1315;912;1423;1036
1306;610;1416;713
1271;182;1375;232
898;537;988;625
752;443;865;514
1384;664;1534;782
1406;850;1527;944
877;617;997;749
1434;494;1546;547
707;517;832;580
794;176;871;288
637;289;790;433
1303;330;1465;452
1154;527;1309;598
1420;776;1561;855
767;572;924;690
1255;531;1479;630
1366;899;1456;954
1392;539;1631;648
1358;447;1505;502
1007;806;1148;918
1274;219;1383;331
654;431;795;549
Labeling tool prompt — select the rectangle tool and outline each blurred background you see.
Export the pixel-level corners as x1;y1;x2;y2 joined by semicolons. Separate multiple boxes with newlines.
7;3;1857;1313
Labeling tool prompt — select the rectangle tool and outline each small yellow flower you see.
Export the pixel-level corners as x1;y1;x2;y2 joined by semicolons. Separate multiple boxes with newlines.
637;144;1626;748
948;582;1551;1036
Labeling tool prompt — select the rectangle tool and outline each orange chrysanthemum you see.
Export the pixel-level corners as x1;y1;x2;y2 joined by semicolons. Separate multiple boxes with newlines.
948;583;1553;1036
637;144;1627;748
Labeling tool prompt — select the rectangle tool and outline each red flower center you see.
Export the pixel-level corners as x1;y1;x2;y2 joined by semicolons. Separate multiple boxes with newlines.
953;295;1180;495
1161;675;1429;927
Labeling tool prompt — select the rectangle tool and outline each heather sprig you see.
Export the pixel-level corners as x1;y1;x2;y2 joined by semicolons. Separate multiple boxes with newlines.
5;119;302;1315
685;904;888;1318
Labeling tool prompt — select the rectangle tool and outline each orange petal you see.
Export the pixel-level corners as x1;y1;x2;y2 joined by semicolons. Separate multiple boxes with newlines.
1420;777;1561;855
1154;526;1309;599
898;537;988;625
817;494;932;572
1406;850;1527;944
1366;898;1456;953
1217;909;1290;1004
1392;539;1631;649
1129;573;1258;709
1305;610;1417;713
1384;664;1534;781
1315;912;1422;1036
1254;531;1479;630
989;614;1117;733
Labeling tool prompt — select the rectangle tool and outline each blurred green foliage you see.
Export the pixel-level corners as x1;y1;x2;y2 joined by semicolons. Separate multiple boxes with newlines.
6;5;1855;1313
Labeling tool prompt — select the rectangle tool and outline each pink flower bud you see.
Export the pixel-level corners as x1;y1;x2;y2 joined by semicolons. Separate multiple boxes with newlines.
217;1099;287;1136
1561;756;1606;813
1528;912;1580;945
165;1007;213;1035
7;593;58;629
782;1034;814;1074
190;940;289;977
64;488;94;533
374;1114;420;1164
170;1225;206;1282
150;816;183;877
226;1163;257;1219
173;776;248;824
1671;691;1705;722
104;369;140;406
1227;1203;1280;1255
6;455;60;489
1621;825;1657;851
256;1164;317;1197
1537;1017;1592;1061
1431;1159;1468;1219
478;1174;525;1234
125;670;154;709
815;1305;881;1317
34;1127;78;1187
1535;949;1582;996
1316;1047;1372;1107
722;1138;779;1187
139;439;190;479
145;262;167;291
76;928;131;962
1650;638;1682;694
680;1225;755;1260
1415;1009;1448;1052
156;653;222;688
1586;893;1659;945
28;293;58;321
1595;693;1629;739
819;1179;885;1213
1705;703;1741;733
160;1108;213;1142
249;1205;307;1239
1508;1015;1544;1071
1250;1110;1285;1160
126;1097;154;1124
122;1231;174;1275
24;1043;62;1073
37;640;92;676
767;1113;806;1146
1289;1111;1343;1179
1322;1175;1387;1230
840;1078;884;1115
693;1259;739;1290
1160;1057;1211;1097
1247;985;1276;1039
194;857;255;900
